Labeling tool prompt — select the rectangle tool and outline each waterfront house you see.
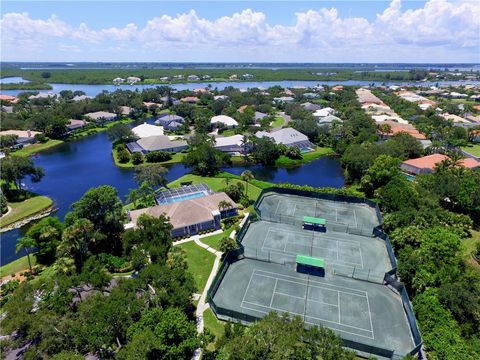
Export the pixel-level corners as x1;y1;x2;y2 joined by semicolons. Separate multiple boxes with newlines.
127;135;187;153
131;123;164;138
214;135;250;154
255;128;314;151
155;114;185;130
180;96;199;104
67;119;87;132
85;111;117;122
210;115;238;129
0;130;41;145
126;191;237;237
113;77;125;84
72;95;93;102
0;94;19;103
273;96;294;104
187;75;200;81
214;95;228;101
127;76;141;83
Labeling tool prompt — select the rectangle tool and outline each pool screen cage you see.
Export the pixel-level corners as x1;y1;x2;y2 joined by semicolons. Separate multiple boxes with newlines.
155;183;213;204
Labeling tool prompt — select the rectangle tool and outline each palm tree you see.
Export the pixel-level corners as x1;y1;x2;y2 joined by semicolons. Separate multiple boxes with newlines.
218;200;233;218
241;170;255;199
16;237;36;272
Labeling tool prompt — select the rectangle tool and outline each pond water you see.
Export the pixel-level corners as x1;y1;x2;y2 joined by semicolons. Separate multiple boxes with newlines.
0;76;30;84
0;130;345;265
2;79;479;97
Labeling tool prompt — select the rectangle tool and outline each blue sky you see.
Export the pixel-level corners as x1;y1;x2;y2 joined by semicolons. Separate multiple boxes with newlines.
1;1;479;62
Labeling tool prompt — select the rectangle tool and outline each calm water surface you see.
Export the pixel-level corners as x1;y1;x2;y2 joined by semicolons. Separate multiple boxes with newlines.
0;131;344;265
2;79;479;97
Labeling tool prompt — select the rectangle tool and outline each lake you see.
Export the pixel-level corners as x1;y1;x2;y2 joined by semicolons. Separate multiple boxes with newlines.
2;79;479;97
0;131;345;265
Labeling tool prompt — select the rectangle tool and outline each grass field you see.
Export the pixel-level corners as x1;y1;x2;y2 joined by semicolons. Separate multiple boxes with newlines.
0;195;53;228
464;230;480;268
270;116;285;128
203;307;226;350
13;139;64;157
168;172;271;204
275;147;335;167
179;241;216;291
202;224;237;251
0;255;37;277
461;144;480;157
112;148;186;168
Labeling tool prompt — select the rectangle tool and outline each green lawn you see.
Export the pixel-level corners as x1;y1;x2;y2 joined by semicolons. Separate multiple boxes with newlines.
70;118;133;140
270;116;285;128
13;139;63;157
461;144;480;157
179;241;216;292
0;195;53;228
275;147;335;167
464;230;480;267
168;172;271;203
202;224;237;251
0;255;37;277
218;129;237;137
112;148;186;168
203;307;226;350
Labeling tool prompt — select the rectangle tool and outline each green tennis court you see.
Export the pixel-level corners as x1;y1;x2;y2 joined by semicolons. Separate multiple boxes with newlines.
211;259;415;356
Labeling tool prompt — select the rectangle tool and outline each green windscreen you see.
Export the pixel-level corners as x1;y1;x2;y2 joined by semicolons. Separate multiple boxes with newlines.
303;216;326;226
296;255;325;268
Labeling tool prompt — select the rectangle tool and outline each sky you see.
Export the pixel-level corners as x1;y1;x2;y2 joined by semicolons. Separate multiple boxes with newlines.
1;0;479;63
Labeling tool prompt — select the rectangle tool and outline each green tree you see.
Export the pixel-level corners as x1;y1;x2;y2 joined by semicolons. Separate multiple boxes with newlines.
240;170;254;198
0;134;18;148
215;312;355;359
15;236;36;271
26;216;64;265
183;142;231;176
120;307;199;360
219;236;238;253
252;137;280;165
0;156;44;193
45;116;68;139
360;155;401;197
65;185;124;255
134;163;168;191
107;123;137;143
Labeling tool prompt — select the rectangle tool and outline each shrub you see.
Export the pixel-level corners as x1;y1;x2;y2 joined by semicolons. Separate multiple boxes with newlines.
117;148;131;163
97;253;130;272
145;151;172;163
34;133;48;143
131;152;143;165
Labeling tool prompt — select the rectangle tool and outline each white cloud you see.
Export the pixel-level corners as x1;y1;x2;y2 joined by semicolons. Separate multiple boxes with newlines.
1;1;479;61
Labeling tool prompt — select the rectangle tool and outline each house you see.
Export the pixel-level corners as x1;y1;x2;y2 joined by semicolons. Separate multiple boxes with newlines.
378;121;427;140
0;94;18;103
214;135;249;154
1;106;13;113
193;88;210;94
28;92;56;100
180;96;199;104
67;119;87;132
214;95;228;101
84;111;117;122
126;191;237;238
317;115;343;126
159;77;170;82
210;115;238;129
254;111;268;123
113;78;125;84
229;74;238;80
127;135;187;153
332;85;344;91
143;101;162;108
301;102;322;112
242;74;254;79
273;96;294;104
131;123;164;138
187;75;200;81
356;88;384;105
303;93;318;99
238;105;250;113
173;75;184;80
255;128;314;151
0;130;41;145
160;96;181;105
72;95;93;102
202;75;212;80
313;107;336;118
155;114;185;130
127;76;141;83
401;154;480;175
120;106;132;116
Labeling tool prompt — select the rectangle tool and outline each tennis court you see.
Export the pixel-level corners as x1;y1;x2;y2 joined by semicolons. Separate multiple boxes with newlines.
212;259;415;356
256;192;380;233
241;221;391;275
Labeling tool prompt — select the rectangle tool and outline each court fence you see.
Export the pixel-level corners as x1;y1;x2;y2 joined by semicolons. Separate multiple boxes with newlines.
207;188;421;358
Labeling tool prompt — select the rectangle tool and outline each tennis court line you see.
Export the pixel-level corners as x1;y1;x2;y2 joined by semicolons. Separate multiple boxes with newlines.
240;300;374;339
262;228;364;268
253;269;368;297
267;227;362;246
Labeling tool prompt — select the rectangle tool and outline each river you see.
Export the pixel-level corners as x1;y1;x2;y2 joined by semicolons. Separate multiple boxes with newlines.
0;130;345;265
1;78;479;97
